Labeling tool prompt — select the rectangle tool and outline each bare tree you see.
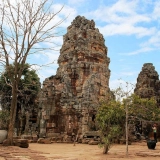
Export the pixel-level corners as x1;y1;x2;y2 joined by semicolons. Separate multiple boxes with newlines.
0;0;64;145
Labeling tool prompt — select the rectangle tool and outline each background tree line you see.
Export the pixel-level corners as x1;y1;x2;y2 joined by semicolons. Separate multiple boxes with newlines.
96;84;160;154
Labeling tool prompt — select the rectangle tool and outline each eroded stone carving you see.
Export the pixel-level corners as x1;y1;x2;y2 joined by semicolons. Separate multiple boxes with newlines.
134;63;160;107
41;16;110;139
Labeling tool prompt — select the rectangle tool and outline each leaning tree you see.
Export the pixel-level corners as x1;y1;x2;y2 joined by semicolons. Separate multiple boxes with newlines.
0;0;64;145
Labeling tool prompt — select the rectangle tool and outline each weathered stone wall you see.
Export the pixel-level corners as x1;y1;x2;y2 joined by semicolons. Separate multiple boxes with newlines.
41;16;110;138
134;63;160;107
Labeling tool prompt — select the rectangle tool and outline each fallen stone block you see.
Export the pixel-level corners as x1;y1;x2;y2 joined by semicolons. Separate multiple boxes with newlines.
37;138;51;144
13;139;29;148
88;140;99;145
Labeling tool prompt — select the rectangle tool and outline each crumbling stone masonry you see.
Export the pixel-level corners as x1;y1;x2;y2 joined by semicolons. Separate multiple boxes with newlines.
134;63;160;107
40;16;111;139
134;63;160;139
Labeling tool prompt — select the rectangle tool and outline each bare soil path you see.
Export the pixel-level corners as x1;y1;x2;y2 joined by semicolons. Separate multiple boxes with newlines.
0;141;160;160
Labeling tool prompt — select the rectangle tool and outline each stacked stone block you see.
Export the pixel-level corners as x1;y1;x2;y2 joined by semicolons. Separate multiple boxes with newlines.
134;63;160;107
41;16;111;138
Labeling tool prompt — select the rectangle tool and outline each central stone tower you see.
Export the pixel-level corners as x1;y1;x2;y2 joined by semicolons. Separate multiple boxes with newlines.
41;16;110;138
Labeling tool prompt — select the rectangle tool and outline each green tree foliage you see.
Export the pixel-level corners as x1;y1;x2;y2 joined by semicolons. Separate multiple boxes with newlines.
0;63;41;112
0;110;10;129
96;90;160;155
0;0;64;144
96;99;125;154
129;94;160;121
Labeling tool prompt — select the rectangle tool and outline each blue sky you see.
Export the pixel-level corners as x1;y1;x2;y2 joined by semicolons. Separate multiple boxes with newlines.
30;0;160;90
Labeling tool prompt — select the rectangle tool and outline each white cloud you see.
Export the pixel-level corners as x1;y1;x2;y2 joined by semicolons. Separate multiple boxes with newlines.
45;51;60;64
90;0;137;23
79;0;160;59
51;3;77;28
38;64;58;83
31;50;60;65
111;70;138;79
121;47;154;56
109;78;135;94
120;71;137;76
88;0;150;24
30;64;41;72
30;61;58;83
68;0;86;6
152;1;160;20
98;24;156;37
85;0;157;38
141;31;160;48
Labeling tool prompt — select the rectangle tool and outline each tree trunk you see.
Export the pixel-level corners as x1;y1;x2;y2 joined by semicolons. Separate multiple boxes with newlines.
125;101;128;156
7;83;18;145
103;144;109;154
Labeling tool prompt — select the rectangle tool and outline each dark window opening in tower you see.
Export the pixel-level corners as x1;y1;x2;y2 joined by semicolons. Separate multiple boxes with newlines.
92;114;95;122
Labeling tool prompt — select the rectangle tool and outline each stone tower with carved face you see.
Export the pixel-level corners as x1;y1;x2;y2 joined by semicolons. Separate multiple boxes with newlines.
41;16;110;138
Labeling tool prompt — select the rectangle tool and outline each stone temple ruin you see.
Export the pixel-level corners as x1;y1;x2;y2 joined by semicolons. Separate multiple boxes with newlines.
134;63;160;107
40;16;111;140
134;63;160;139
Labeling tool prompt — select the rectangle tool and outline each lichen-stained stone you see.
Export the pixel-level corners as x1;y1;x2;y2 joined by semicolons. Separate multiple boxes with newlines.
134;63;160;107
41;16;111;138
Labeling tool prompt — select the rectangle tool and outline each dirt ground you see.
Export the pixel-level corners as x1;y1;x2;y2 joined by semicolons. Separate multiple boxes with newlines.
29;141;160;160
1;141;160;159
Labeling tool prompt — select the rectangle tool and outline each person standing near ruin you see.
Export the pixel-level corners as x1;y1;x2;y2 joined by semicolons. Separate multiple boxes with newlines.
152;123;157;142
